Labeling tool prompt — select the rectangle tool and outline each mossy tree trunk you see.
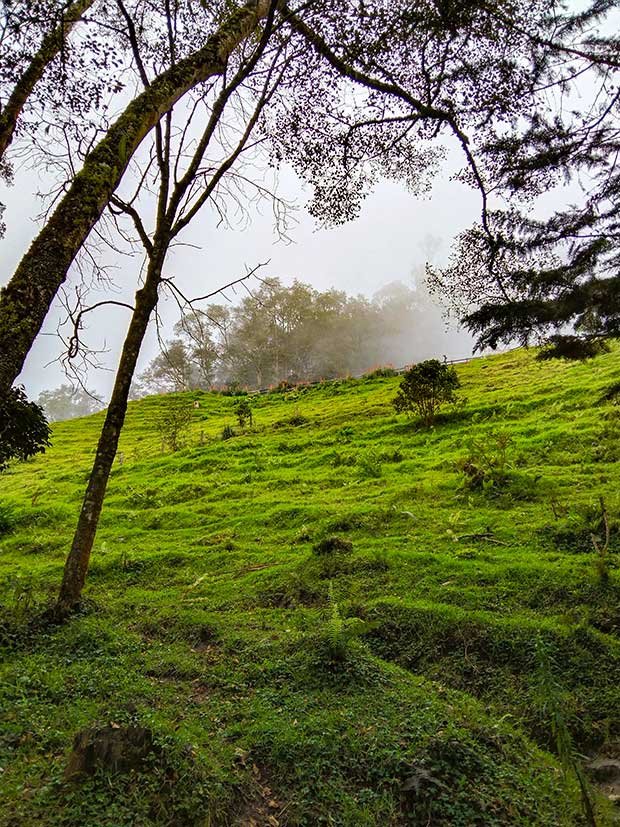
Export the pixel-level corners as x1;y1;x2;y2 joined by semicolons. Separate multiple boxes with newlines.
55;252;165;615
0;0;269;397
0;0;95;162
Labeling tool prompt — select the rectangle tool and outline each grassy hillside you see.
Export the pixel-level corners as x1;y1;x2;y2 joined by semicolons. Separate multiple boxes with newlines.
2;346;620;826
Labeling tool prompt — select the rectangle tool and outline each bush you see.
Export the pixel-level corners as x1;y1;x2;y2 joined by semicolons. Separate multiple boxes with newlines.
537;334;610;361
393;360;460;426
234;397;254;428
0;386;51;471
154;400;192;452
456;432;513;492
322;582;369;662
456;432;538;499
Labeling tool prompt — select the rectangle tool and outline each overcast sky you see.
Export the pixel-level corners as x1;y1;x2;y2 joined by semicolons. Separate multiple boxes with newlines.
2;152;481;400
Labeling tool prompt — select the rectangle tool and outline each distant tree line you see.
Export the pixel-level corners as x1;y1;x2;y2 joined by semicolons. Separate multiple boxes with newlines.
133;277;464;394
36;385;104;422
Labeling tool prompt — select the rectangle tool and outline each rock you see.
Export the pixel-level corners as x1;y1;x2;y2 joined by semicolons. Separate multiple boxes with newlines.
587;758;620;782
64;724;156;779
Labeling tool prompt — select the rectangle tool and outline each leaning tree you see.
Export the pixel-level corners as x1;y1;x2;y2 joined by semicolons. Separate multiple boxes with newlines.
5;0;620;397
2;0;620;612
54;0;285;614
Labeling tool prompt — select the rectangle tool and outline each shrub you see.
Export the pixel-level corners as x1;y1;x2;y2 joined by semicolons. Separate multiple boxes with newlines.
273;380;295;392
0;386;51;471
537;334;610;361
234;397;254;428
221;424;235;441
154;400;192;452
336;426;354;443
600;381;620;404
379;447;404;463
457;432;513;492
393;360;460;426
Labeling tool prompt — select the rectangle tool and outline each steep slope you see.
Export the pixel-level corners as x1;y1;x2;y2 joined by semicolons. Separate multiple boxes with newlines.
1;347;620;825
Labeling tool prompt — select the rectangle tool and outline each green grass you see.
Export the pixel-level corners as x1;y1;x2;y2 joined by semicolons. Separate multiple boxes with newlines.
2;346;620;825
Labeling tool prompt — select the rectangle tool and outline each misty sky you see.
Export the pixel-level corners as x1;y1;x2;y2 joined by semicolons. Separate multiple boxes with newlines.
2;153;482;400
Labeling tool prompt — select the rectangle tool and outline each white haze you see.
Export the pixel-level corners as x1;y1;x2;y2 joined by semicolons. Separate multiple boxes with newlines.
2;153;484;403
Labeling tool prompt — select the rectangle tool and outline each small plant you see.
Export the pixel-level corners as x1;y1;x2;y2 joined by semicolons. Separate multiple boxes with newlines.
357;448;383;478
591;496;611;585
535;637;597;826
380;447;404;463
154;400;192;452
234;397;254;429
330;450;356;467
125;486;162;509
600;380;620;404
4;573;34;616
221;424;235;440
0;503;16;535
274;380;295;392
336;426;354;443
324;582;368;662
456;432;513;492
393;359;460;426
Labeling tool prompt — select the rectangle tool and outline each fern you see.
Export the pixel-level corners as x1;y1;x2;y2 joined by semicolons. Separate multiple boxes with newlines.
325;582;368;661
535;637;597;826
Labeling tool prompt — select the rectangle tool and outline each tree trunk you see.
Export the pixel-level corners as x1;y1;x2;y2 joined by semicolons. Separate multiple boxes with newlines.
0;0;270;397
0;0;95;162
54;260;163;616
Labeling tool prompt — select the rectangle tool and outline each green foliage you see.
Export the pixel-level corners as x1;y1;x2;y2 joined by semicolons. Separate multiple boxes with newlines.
143;278;449;392
233;397;254;429
0;502;16;534
313;536;353;555
154;399;192;452
323;582;368;662
456;432;513;492
36;384;103;422
221;424;235;440
0;386;51;471
364;366;398;379
393;359;460;426
357;448;383;478
1;348;620;825
538;335;611;362
535;637;597;826
288;413;308;427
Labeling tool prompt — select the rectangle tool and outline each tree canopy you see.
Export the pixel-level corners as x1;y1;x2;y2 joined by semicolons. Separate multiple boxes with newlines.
426;2;620;357
4;0;619;394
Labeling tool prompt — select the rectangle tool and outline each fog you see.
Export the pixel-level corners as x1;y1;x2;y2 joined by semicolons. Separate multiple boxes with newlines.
1;152;481;402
